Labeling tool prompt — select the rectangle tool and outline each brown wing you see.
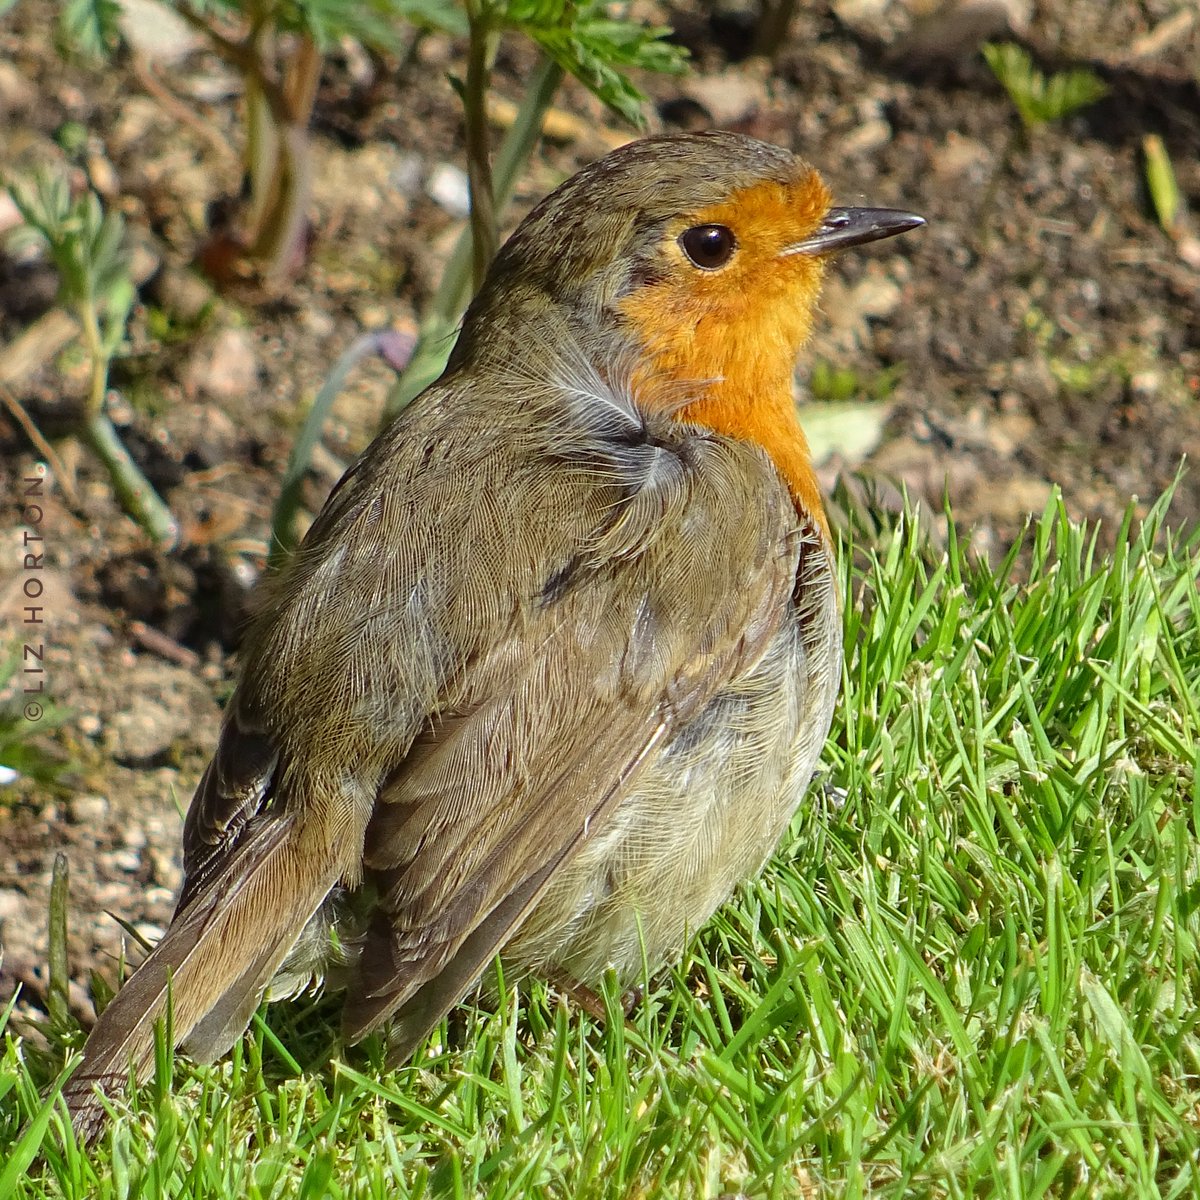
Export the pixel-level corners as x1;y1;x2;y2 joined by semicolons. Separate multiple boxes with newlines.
173;360;801;1054
339;421;802;1044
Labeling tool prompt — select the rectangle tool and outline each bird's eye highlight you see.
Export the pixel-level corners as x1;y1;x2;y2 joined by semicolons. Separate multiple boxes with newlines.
679;224;736;270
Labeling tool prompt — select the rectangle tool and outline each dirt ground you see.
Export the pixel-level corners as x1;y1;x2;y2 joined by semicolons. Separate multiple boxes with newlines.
1;0;1198;1034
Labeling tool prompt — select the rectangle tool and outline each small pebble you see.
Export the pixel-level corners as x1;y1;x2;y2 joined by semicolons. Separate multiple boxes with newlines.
0;889;23;920
112;849;142;872
426;162;471;219
69;794;109;823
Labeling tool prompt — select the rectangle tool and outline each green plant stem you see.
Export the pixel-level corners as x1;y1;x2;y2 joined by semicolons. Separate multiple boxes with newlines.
248;113;316;278
384;55;564;422
170;3;318;279
47;853;70;1032
80;411;178;549
463;1;500;292
444;54;564;316
248;34;321;279
78;300;107;419
74;292;177;546
244;27;277;245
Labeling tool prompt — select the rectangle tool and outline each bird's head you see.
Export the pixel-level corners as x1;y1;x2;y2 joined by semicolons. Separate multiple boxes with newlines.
453;131;924;525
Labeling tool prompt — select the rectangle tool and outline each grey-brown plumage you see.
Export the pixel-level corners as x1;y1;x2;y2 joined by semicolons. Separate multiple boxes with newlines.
66;131;923;1139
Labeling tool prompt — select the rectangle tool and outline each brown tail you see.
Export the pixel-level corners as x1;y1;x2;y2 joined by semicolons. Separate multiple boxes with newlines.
64;817;338;1142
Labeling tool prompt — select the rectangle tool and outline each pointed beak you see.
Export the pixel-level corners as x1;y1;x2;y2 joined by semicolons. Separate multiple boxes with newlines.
781;207;926;257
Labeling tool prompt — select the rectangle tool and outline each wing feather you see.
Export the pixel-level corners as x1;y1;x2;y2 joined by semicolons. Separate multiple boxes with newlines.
338;405;801;1041
70;354;804;1135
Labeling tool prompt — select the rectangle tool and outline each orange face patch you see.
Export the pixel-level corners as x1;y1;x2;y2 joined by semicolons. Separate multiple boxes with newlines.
617;171;835;531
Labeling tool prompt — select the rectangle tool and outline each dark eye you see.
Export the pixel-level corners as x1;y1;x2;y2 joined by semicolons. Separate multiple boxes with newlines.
679;224;736;270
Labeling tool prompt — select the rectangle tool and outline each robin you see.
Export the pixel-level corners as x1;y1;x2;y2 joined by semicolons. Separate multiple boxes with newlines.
66;131;923;1136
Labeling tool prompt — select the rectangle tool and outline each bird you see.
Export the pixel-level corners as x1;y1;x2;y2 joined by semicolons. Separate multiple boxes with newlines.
65;131;923;1138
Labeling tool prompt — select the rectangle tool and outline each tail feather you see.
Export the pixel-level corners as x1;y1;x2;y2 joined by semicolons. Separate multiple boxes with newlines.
65;818;338;1142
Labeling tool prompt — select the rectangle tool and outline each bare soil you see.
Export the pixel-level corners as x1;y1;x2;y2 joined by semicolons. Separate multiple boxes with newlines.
1;0;1197;1033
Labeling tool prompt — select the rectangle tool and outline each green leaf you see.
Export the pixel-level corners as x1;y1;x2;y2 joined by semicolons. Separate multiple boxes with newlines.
58;0;123;58
503;1;686;127
1143;133;1182;235
256;0;465;48
101;274;136;356
983;41;1107;130
395;0;468;35
290;0;397;48
8;172;130;315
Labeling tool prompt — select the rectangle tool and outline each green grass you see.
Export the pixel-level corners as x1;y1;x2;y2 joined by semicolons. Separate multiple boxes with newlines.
3;487;1199;1198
